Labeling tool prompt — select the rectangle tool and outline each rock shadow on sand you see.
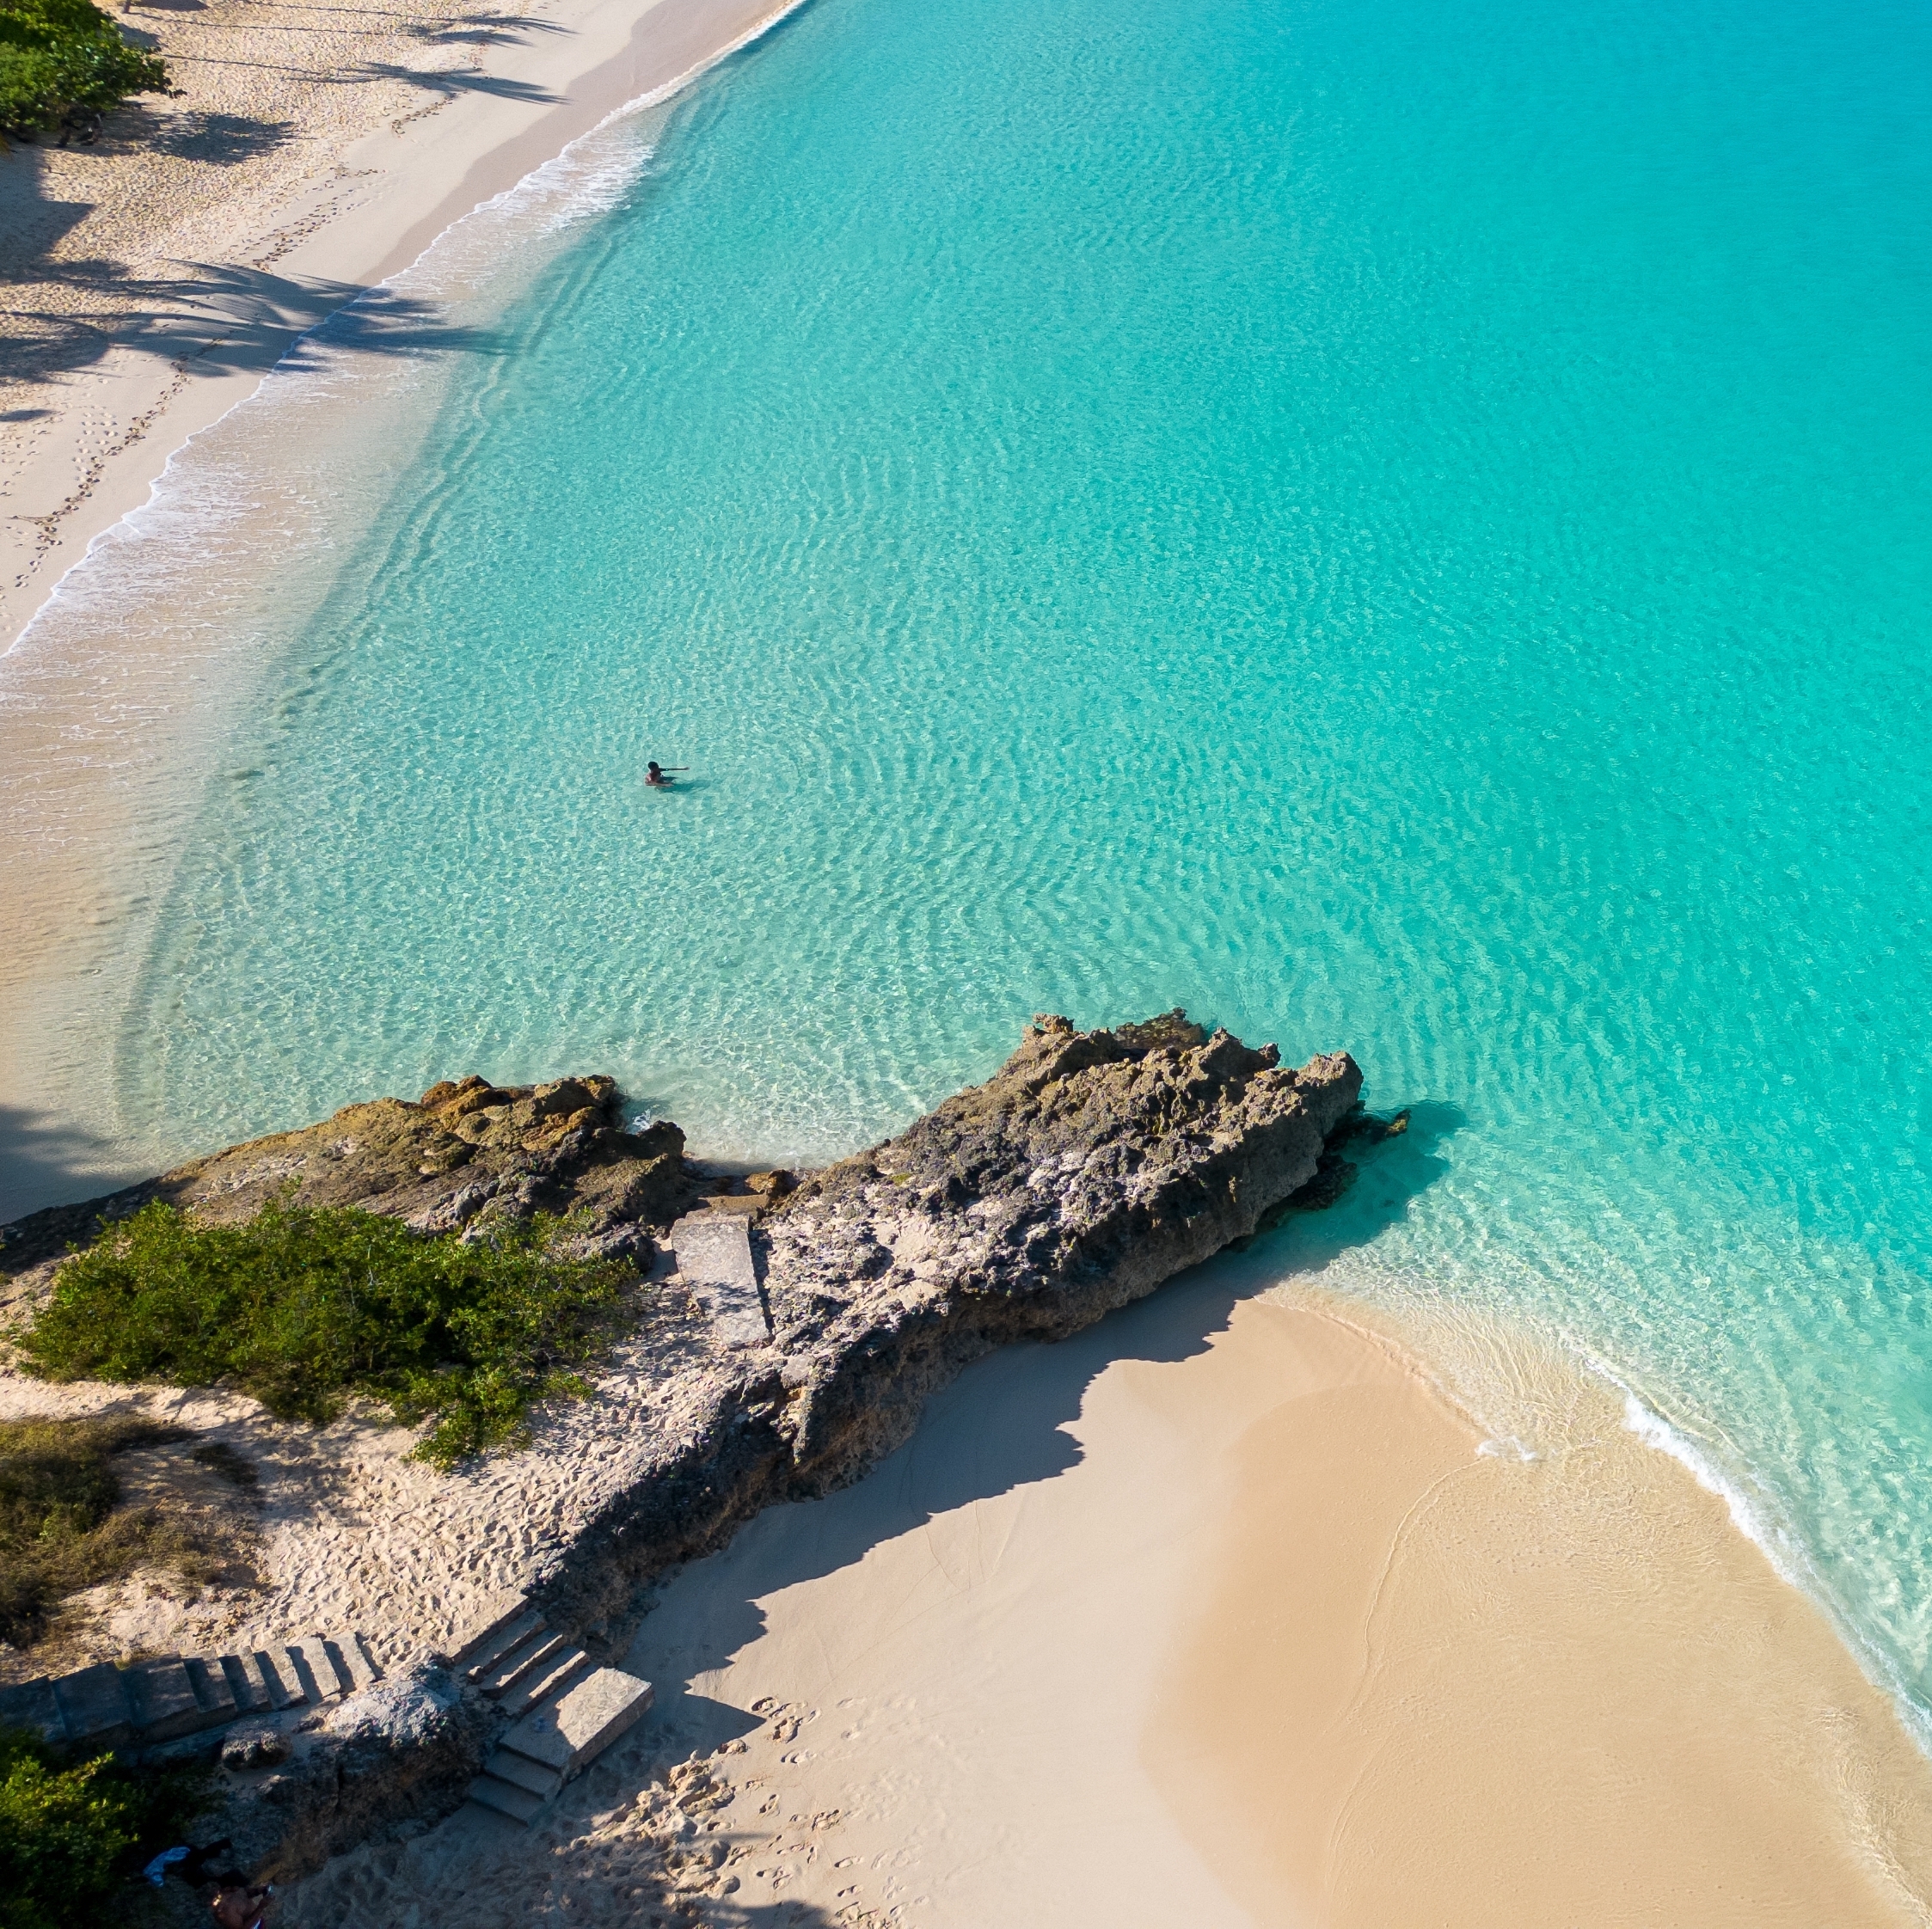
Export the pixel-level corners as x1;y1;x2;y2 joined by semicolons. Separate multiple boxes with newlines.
622;1099;1464;1750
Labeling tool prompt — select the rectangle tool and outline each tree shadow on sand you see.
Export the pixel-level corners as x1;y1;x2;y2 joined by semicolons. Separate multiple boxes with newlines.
3;255;500;387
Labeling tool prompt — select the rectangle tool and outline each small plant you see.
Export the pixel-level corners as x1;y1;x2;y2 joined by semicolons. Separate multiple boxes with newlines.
0;1724;215;1929
0;1416;196;1649
0;0;171;144
15;1195;640;1470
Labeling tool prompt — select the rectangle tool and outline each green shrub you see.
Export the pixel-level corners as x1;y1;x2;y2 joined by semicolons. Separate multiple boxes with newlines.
0;1416;203;1648
0;1725;214;1929
0;0;170;144
15;1197;639;1470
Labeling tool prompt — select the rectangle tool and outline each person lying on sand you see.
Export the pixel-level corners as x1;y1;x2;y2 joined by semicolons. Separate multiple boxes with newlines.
646;761;689;787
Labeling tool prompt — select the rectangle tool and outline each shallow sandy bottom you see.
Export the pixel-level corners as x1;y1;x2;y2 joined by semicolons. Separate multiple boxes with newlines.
281;1250;1932;1926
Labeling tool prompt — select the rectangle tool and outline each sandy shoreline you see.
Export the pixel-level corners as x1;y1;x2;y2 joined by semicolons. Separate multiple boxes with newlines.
262;1255;1932;1926
0;0;812;657
0;0;811;1222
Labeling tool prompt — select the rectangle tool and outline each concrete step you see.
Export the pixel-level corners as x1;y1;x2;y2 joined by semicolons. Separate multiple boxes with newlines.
463;1608;547;1686
449;1589;534;1674
498;1669;654;1785
479;1627;569;1699
220;1653;274;1715
495;1646;591;1721
481;1748;565;1800
326;1631;383;1694
53;1663;133;1750
124;1658;205;1742
183;1656;236;1723
258;1648;310;1710
285;1633;349;1702
466;1773;549;1825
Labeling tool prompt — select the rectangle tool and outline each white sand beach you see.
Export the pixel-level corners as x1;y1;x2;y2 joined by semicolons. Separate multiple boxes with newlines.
0;0;808;654
273;1254;1932;1927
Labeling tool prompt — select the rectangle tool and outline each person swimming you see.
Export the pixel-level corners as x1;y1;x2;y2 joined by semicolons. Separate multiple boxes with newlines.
646;762;688;788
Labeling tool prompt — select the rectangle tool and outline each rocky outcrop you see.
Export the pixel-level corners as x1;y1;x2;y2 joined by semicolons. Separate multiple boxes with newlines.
0;1013;1368;1880
759;1011;1362;1486
0;1075;693;1279
532;1012;1362;1627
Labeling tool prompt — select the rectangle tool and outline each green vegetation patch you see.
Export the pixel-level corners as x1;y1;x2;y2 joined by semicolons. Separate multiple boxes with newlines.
14;1196;639;1471
0;1416;200;1650
0;1724;214;1929
0;0;170;144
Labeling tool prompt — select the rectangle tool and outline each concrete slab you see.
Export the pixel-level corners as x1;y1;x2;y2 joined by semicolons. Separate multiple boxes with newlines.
125;1658;200;1740
0;1677;63;1743
184;1656;236;1722
52;1663;132;1749
669;1213;770;1348
499;1668;653;1780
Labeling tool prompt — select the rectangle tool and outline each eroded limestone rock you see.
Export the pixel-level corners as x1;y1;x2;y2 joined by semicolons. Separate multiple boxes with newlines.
0;1075;693;1280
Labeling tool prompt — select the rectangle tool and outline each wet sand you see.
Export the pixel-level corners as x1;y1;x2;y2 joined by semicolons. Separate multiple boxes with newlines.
278;1254;1932;1926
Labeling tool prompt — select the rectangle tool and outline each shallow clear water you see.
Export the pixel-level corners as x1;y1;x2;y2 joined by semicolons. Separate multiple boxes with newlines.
83;0;1932;1716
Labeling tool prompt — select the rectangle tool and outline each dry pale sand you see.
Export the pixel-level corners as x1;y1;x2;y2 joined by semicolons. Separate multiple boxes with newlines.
274;1250;1932;1927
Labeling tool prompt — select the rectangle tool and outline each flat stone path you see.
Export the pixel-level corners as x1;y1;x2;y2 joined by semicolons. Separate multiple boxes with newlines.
668;1214;770;1349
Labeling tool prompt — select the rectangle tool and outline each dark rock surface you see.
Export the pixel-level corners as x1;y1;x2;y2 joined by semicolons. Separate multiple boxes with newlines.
0;1074;693;1280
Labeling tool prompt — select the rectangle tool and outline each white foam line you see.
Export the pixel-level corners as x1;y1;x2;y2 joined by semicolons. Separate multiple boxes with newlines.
1576;1342;1932;1758
5;0;817;659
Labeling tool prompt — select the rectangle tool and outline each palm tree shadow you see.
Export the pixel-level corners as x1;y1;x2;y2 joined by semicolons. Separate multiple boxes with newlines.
616;1096;1466;1754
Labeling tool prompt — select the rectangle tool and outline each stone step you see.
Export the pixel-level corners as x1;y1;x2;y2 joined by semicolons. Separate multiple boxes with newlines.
326;1630;383;1694
285;1633;349;1702
466;1773;549;1825
463;1608;548;1686
482;1747;565;1800
220;1652;274;1715
495;1645;591;1721
478;1627;569;1699
124;1657;203;1742
184;1656;236;1723
449;1589;534;1674
0;1678;63;1745
258;1648;310;1710
498;1669;654;1785
52;1663;133;1750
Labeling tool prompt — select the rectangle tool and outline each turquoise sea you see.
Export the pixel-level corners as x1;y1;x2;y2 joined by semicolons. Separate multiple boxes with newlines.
29;0;1932;1726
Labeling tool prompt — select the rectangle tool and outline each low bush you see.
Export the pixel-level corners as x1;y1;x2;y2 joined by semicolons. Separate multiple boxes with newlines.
0;0;170;144
0;1724;214;1929
0;1415;200;1648
15;1196;639;1469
